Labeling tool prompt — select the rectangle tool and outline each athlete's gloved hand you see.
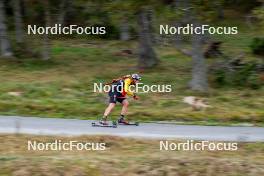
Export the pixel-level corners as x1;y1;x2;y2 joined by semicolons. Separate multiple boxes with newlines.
133;95;139;100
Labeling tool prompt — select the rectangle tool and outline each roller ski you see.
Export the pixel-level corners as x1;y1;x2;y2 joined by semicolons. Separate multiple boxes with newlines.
92;117;117;128
118;116;139;126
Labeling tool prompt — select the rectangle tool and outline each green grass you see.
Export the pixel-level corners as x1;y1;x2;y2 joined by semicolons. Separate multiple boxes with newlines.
0;21;263;125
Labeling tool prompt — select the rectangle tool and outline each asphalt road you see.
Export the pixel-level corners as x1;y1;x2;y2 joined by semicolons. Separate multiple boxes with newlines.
1;116;264;142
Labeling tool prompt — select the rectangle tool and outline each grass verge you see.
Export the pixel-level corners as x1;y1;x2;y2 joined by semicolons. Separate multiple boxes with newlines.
0;134;264;176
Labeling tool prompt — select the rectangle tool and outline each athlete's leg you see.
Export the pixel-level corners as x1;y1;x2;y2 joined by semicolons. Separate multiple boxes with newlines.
117;99;129;123
103;103;116;117
121;99;129;116
103;91;117;119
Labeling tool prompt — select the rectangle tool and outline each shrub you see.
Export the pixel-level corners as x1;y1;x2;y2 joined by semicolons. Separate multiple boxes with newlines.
250;37;264;56
211;61;263;89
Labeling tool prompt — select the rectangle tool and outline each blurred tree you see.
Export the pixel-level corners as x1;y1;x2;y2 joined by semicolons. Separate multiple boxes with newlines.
189;26;208;92
120;17;130;41
103;1;133;40
137;7;158;68
253;0;264;27
187;1;219;92
57;0;69;25
173;0;190;48
105;0;160;68
13;0;24;44
42;0;51;60
0;0;13;57
215;0;225;19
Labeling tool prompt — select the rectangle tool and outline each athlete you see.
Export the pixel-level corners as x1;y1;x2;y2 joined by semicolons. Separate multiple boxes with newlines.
100;74;141;125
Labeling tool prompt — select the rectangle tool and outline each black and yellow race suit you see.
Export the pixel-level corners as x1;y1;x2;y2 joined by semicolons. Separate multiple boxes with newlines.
108;78;135;103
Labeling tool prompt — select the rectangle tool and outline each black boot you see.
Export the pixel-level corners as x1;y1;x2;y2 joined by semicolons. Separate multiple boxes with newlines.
118;115;125;123
118;115;129;124
99;116;108;125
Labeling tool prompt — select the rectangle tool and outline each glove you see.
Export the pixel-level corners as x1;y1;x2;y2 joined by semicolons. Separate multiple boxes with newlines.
133;95;139;100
